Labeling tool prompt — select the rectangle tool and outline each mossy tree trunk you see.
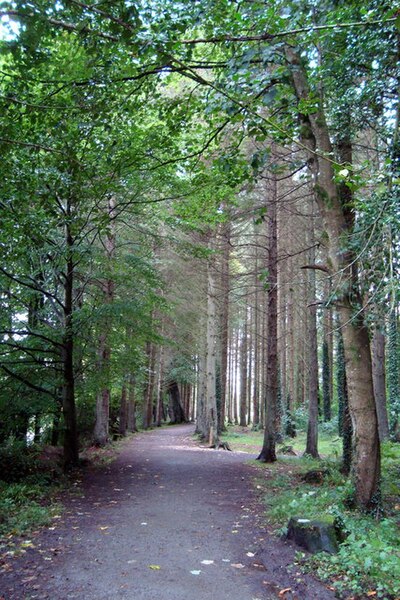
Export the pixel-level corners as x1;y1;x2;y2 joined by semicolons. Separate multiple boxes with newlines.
286;47;380;510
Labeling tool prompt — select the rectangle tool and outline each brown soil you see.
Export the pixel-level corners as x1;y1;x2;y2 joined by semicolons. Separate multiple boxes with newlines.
0;424;337;600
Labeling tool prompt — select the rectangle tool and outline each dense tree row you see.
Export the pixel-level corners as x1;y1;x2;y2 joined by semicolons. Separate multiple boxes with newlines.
0;0;399;510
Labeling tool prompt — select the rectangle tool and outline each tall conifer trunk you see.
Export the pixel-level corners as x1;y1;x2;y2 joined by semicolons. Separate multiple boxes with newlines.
304;205;319;458
205;239;219;446
62;212;79;468
219;219;230;432
93;196;116;446
239;317;248;427
258;175;278;463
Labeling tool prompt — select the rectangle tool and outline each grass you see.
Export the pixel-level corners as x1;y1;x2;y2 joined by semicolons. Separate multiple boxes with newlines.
222;425;400;599
221;425;342;458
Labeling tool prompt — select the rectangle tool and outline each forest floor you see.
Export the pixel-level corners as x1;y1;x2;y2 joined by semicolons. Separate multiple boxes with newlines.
0;424;338;600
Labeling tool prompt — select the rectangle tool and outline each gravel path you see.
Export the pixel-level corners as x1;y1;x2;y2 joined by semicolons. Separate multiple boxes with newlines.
1;425;337;600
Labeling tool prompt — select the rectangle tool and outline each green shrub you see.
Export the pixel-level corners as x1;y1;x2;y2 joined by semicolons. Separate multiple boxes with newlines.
0;481;61;536
0;441;41;483
259;456;400;599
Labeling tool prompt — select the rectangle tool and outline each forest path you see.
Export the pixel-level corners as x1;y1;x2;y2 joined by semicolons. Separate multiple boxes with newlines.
1;425;336;600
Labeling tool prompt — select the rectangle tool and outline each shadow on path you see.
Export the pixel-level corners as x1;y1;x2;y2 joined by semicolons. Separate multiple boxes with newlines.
1;425;337;600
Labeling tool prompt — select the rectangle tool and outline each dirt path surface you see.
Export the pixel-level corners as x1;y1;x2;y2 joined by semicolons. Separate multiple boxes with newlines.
1;425;337;600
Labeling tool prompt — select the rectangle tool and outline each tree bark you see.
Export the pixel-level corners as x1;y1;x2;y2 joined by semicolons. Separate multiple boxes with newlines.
372;329;390;441
304;209;319;458
239;317;248;427
93;196;116;446
155;344;164;427
286;46;380;510
167;380;186;423
337;331;353;475
388;308;400;439
219;218;230;432
62;237;79;468
119;383;128;436
143;342;156;429
205;242;219;446
258;176;278;463
127;375;137;433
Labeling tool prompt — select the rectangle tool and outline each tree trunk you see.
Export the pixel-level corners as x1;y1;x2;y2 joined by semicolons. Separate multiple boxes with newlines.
239;317;248;427
337;331;353;475
322;340;331;422
119;383;128;436
93;333;111;445
219;219;230;432
227;330;233;423
143;342;156;429
388;308;400;439
93;196;116;446
167;380;186;423
62;243;79;468
127;375;137;433
322;279;333;421
51;406;61;446
253;242;260;426
304;211;319;458
372;329;390;441
155;344;164;427
33;414;41;443
205;244;219;446
286;46;380;510
258;176;278;463
233;327;239;425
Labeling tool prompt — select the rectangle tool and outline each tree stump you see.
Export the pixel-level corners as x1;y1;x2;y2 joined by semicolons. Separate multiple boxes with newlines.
209;441;232;451
286;516;342;554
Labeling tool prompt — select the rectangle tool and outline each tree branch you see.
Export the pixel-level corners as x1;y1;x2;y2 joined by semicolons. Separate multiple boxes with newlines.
301;263;331;273
181;17;397;45
0;364;55;397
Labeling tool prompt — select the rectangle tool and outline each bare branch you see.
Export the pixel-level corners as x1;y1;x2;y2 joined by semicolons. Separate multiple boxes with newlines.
301;263;330;273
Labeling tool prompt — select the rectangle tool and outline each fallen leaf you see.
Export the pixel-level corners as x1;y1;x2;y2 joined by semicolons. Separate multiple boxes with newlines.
148;565;161;570
98;526;109;531
22;576;37;583
279;588;292;597
231;563;245;569
367;593;377;597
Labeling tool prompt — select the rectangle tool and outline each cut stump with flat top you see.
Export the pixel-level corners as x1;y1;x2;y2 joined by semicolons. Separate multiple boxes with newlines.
286;516;341;554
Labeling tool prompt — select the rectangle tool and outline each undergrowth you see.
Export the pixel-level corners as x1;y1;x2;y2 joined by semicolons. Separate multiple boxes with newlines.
0;441;64;540
224;427;400;599
0;481;62;537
